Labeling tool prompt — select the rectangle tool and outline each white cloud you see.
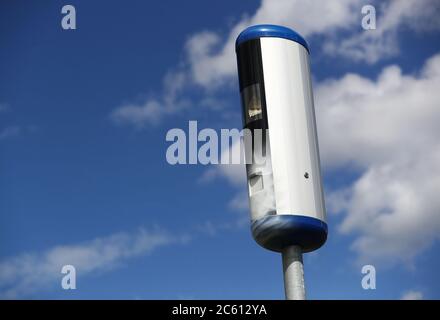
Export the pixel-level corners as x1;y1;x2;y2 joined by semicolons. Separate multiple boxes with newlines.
110;0;439;127
111;99;163;128
228;191;249;212
401;290;423;300
217;139;247;186
198;138;249;218
110;0;364;127
324;0;440;63
317;53;440;265
110;71;189;128
186;0;440;87
0;227;188;298
185;0;362;89
198;136;246;186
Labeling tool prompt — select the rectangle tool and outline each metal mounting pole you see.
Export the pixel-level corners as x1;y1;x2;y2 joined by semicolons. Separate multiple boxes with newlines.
282;245;306;300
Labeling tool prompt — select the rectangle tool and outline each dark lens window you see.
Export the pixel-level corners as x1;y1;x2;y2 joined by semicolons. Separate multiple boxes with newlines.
242;84;262;125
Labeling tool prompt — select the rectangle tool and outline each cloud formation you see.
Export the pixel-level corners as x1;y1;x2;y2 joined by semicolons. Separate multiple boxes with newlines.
110;0;364;127
319;53;440;265
0;227;188;298
111;0;439;127
324;0;440;63
185;0;361;89
110;71;189;128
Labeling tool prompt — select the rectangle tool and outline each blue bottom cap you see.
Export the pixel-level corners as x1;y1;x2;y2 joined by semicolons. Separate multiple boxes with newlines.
251;214;328;253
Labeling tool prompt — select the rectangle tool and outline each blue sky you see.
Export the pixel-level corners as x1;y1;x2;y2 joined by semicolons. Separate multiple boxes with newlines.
1;0;440;299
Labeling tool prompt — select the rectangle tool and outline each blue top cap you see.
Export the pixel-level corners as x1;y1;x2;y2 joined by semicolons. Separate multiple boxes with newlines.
235;24;309;53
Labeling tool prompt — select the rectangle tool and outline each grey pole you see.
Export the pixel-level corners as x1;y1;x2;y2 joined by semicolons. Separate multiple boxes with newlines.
282;245;306;300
